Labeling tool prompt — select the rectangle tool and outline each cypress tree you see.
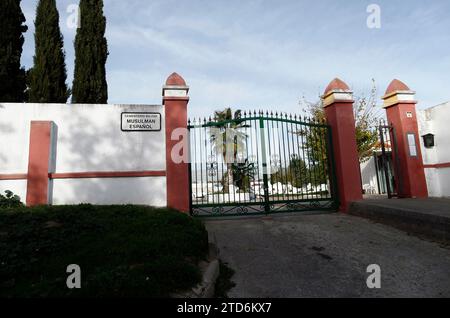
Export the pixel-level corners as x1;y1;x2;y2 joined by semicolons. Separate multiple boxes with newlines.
29;0;70;103
72;0;108;104
0;0;28;102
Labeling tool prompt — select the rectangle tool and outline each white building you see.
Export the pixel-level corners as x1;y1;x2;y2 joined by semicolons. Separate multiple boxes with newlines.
360;101;450;198
418;101;450;197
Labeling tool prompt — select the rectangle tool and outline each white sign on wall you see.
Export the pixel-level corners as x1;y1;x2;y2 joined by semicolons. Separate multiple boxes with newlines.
121;112;161;132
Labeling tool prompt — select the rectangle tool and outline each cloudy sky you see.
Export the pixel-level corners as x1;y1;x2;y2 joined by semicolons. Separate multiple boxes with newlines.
20;0;450;118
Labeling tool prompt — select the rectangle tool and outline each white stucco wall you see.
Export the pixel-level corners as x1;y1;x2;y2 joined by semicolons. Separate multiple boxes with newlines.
437;168;450;197
51;178;166;206
424;168;442;197
360;156;379;194
418;101;450;198
0;103;167;206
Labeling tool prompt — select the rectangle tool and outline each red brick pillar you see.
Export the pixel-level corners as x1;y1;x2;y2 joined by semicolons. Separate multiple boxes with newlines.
26;121;55;206
323;78;363;212
382;79;428;198
163;73;190;213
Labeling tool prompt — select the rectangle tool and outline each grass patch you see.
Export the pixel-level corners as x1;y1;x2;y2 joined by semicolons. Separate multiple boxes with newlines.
0;205;208;298
214;261;236;298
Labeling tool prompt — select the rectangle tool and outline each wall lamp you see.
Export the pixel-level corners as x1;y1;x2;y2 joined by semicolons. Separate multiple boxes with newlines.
422;133;435;148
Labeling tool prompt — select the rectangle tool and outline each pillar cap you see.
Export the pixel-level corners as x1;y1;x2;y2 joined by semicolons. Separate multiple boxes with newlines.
162;72;189;98
166;72;187;86
322;78;354;107
324;78;350;94
382;79;416;108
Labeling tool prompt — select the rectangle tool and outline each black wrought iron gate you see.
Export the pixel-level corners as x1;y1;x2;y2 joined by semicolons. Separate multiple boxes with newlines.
188;111;339;217
378;122;401;199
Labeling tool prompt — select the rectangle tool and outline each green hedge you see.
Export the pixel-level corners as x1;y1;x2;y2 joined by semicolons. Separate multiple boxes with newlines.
0;205;208;297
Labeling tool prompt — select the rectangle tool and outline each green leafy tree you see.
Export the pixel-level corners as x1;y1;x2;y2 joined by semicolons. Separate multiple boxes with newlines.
288;155;309;188
28;0;70;103
0;0;28;102
72;0;108;104
224;159;254;193
0;190;24;208
301;79;381;164
271;155;309;188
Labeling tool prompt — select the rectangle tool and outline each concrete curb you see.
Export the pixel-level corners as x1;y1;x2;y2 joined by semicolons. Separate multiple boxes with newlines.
192;259;220;298
171;238;221;298
349;201;450;244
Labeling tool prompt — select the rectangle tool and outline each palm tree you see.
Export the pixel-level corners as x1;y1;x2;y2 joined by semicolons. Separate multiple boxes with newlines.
209;108;248;192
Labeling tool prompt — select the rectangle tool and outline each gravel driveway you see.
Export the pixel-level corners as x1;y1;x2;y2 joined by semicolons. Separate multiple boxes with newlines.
205;213;450;298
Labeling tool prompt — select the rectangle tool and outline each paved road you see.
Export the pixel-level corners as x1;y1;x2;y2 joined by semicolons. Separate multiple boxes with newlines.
205;213;450;298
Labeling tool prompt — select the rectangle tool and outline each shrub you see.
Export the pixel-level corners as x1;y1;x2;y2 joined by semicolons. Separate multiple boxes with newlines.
0;190;24;208
0;205;208;297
